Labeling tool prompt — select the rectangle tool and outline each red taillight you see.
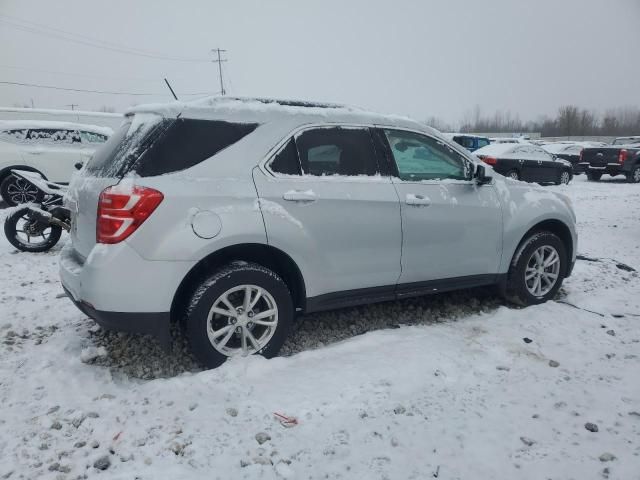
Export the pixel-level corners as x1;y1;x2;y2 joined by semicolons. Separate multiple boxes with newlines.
618;149;627;164
97;185;163;244
482;156;498;166
579;149;584;162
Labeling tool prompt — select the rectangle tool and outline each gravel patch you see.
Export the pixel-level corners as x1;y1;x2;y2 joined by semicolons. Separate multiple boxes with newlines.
82;286;501;380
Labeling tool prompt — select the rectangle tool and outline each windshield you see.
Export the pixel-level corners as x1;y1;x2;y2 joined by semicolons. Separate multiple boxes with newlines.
84;114;169;177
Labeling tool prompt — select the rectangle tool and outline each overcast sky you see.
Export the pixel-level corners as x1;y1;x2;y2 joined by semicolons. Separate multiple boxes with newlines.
0;0;639;124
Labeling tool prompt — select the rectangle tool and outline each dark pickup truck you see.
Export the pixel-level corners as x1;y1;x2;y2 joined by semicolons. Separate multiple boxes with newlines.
580;143;640;183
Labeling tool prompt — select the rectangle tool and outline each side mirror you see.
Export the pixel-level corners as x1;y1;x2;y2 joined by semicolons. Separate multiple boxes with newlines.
475;164;492;184
74;161;84;170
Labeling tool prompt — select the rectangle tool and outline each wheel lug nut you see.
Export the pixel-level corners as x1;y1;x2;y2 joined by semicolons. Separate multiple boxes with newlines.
235;327;242;333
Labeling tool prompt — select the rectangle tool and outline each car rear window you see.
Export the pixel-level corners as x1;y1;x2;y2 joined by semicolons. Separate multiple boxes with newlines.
85;115;258;178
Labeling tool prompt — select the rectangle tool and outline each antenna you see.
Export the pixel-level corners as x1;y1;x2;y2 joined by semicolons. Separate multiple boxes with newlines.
164;78;178;100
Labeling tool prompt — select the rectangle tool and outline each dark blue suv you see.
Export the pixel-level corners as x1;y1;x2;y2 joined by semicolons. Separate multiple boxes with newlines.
447;134;490;152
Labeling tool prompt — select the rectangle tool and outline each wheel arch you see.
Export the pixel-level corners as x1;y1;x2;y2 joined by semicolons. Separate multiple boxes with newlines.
515;219;574;268
0;165;47;182
170;243;307;325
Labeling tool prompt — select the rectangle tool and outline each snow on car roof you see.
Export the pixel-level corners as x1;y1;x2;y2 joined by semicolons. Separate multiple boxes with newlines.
0;120;113;136
474;143;516;156
443;133;489;139
127;96;434;133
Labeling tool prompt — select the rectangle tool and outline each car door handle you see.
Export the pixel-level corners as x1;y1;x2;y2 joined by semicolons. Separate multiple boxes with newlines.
283;190;317;202
405;193;431;206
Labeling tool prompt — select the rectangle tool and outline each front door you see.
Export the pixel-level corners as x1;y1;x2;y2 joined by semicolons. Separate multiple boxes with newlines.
253;126;402;300
379;128;502;287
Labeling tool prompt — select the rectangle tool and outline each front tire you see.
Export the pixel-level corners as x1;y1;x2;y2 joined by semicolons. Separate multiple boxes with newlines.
185;262;293;369
506;170;520;181
556;170;572;185
4;208;62;252
627;165;640;184
504;232;567;306
586;171;602;182
0;173;44;206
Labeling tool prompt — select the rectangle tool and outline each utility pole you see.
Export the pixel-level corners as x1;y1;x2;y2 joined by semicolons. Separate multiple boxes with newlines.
65;103;78;111
211;48;227;95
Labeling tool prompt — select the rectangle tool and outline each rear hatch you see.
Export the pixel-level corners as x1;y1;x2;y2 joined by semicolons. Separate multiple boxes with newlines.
582;147;620;167
68;113;172;260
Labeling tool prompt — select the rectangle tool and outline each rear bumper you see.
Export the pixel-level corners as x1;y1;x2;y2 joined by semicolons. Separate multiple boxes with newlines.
580;163;630;176
63;286;171;346
59;241;195;345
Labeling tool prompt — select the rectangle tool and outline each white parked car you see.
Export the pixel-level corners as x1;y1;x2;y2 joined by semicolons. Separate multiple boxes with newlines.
0;120;112;205
60;97;577;369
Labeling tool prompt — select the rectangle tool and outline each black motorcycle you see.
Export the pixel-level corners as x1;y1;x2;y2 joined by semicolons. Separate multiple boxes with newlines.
3;170;71;252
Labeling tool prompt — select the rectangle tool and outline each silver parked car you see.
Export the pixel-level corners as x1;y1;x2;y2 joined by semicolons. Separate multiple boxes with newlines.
60;97;577;368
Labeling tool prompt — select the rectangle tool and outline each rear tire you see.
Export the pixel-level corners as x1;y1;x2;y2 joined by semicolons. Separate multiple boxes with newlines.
504;232;567;306
627;165;640;184
586;171;602;182
4;208;62;252
0;173;44;206
185;262;293;369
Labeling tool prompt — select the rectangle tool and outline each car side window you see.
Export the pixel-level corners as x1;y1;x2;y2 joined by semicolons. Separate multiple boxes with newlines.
27;129;81;144
269;138;302;175
384;129;468;181
80;131;108;144
477;138;490;148
295;127;378;177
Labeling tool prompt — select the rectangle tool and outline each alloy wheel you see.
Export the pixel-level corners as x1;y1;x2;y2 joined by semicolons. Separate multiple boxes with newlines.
7;177;39;204
206;285;278;357
524;245;561;297
634;168;640;183
560;171;571;184
14;214;52;247
508;171;519;180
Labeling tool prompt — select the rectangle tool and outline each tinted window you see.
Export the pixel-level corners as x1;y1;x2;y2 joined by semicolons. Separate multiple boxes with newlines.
133;118;258;177
477;138;490;148
385;129;468;181
269;138;301;175
27;129;80;144
86;116;258;178
454;136;475;149
85;117;167;177
295;127;378;176
80;131;108;144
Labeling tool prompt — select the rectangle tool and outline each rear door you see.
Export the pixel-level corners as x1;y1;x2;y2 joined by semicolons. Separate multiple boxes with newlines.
380;128;502;286
253;126;402;299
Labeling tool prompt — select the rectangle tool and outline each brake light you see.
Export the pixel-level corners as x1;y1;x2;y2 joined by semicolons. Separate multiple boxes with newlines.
482;156;498;166
97;186;163;244
579;149;583;162
618;149;627;164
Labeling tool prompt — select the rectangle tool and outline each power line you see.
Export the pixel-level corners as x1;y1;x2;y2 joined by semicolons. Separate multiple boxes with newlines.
0;80;214;97
211;48;227;95
0;15;209;63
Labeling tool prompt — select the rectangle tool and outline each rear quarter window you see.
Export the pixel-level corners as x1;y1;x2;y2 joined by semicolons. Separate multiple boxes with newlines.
133;118;258;177
85;116;258;178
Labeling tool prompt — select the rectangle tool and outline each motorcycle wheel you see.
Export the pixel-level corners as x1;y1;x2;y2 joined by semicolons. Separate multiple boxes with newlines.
4;207;62;253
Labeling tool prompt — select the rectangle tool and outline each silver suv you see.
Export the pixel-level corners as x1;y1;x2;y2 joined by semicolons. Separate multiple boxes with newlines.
60;97;577;368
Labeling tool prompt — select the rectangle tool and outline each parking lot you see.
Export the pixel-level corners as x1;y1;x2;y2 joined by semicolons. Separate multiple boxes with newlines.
1;174;638;479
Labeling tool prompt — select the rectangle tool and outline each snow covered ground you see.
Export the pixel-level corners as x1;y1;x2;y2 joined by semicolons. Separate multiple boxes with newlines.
0;175;638;480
